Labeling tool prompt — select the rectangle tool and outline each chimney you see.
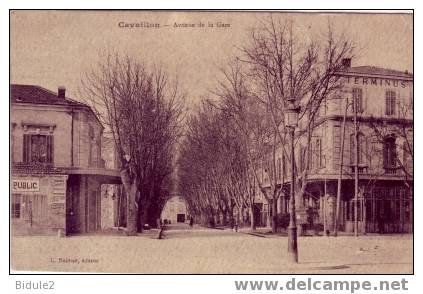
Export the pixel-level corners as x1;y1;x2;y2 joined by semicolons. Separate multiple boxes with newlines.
342;58;352;68
58;86;66;99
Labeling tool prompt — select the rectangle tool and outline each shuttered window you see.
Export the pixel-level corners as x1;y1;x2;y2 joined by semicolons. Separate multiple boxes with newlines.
310;138;323;169
23;134;53;164
385;91;396;115
350;132;366;165
352;88;363;113
383;136;397;169
299;146;307;171
282;154;287;177
333;125;341;170
277;157;281;179
11;194;48;224
11;194;21;218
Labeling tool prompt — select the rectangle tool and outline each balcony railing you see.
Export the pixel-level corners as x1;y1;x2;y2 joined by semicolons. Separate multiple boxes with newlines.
349;164;369;174
384;166;399;175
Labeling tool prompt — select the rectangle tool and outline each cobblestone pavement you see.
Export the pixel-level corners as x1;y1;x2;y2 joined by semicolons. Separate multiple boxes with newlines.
11;224;413;274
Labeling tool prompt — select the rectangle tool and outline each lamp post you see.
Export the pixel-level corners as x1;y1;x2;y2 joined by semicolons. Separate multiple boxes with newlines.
285;97;300;263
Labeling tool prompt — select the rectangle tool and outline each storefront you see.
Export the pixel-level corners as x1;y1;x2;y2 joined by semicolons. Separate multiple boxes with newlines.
11;173;68;235
343;186;412;234
303;179;413;234
11;84;123;236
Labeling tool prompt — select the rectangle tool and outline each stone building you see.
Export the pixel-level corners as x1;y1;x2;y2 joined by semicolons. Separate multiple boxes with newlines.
11;84;121;235
161;195;188;224
261;60;413;233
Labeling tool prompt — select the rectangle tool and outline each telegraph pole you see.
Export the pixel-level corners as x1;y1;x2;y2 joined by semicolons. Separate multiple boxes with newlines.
334;97;349;236
354;95;359;237
287;125;298;262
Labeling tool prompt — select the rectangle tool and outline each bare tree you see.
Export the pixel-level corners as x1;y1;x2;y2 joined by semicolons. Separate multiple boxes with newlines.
235;16;355;232
80;52;184;235
179;101;257;230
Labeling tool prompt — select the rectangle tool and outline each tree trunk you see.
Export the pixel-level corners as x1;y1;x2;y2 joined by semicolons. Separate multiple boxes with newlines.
229;206;234;229
222;211;227;226
136;199;146;233
238;206;242;227
121;169;138;236
272;197;278;233
126;185;138;236
209;212;216;228
266;201;272;229
136;206;143;233
142;206;149;230
250;205;256;231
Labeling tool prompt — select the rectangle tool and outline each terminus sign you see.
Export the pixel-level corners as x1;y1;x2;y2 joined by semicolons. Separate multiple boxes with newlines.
12;179;40;192
344;76;410;88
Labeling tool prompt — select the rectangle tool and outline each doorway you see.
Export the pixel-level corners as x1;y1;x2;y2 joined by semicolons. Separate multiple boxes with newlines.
177;214;185;223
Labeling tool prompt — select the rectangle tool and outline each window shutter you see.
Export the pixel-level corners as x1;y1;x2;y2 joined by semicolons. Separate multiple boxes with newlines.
362;136;368;165
47;135;54;164
23;134;30;163
332;125;341;170
392;140;397;167
393;91;398;116
385;91;397;116
382;141;388;168
299;146;304;171
309;141;313;169
364;88;368;114
370;140;378;170
350;134;355;165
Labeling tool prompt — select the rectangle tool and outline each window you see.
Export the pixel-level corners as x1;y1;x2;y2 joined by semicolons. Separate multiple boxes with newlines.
352;88;363;113
282;154;287;177
11;195;21;218
277;157;281;179
23;134;53;164
385;91;396;115
350;132;366;165
403;140;413;172
89;125;95;166
299;146;307;171
383;136;397;171
310;138;323;169
11;194;48;222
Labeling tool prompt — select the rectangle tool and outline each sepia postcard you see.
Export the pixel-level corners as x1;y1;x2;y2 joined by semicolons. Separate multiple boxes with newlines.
10;10;413;274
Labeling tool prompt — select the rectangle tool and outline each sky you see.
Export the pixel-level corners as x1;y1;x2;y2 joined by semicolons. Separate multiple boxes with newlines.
10;11;413;107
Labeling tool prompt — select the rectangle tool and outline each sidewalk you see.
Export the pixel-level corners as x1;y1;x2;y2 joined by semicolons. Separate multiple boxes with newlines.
232;226;413;238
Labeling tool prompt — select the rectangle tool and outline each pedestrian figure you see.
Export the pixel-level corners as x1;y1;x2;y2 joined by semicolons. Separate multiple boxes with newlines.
377;212;384;234
189;216;194;227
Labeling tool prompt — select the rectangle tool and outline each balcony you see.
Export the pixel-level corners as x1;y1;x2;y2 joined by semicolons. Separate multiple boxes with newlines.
89;158;106;168
384;166;400;175
349;164;369;174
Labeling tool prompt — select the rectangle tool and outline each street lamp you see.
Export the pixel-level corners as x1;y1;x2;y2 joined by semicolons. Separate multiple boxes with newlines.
285;97;300;263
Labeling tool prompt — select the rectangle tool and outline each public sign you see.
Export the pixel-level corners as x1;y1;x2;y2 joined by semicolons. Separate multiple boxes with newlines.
12;179;40;192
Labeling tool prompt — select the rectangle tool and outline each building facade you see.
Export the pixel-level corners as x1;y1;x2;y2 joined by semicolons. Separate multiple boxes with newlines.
261;61;413;233
11;84;121;235
161;195;188;224
100;136;126;229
